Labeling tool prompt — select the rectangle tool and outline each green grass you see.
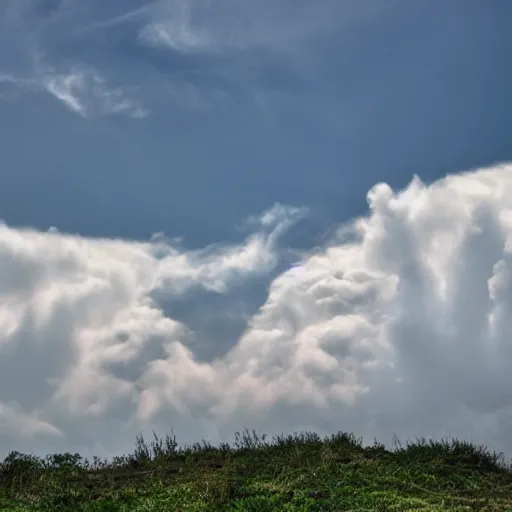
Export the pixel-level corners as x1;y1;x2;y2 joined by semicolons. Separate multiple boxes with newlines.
1;428;512;511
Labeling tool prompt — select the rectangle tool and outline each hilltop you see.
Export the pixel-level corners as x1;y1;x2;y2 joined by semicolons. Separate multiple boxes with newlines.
1;428;511;511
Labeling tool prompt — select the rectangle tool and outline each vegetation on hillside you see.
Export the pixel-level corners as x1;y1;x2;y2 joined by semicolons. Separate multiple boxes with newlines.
1;428;511;511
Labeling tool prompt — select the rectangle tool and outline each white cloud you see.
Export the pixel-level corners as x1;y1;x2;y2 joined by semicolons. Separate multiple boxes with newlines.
140;3;212;55
0;66;149;118
138;0;229;54
138;0;347;56
128;161;512;461
42;68;149;118
4;165;512;463
43;70;86;115
0;205;302;459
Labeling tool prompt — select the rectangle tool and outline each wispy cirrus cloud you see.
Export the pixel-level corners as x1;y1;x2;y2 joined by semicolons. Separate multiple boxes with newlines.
0;65;149;119
139;0;212;54
42;68;149;118
133;0;388;112
137;0;355;55
0;72;25;99
0;0;382;115
0;72;22;84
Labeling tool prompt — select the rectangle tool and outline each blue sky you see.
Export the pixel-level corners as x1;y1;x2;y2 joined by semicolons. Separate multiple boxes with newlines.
2;0;510;245
1;0;512;463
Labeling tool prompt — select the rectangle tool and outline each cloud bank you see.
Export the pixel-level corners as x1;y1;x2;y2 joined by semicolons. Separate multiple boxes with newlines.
2;164;512;462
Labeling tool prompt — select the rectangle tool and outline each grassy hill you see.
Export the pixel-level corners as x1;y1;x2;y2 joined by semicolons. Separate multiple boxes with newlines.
1;428;511;511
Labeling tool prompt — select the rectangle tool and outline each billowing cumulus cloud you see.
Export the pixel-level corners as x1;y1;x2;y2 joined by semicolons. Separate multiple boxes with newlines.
0;203;305;460
3;164;512;463
213;163;512;455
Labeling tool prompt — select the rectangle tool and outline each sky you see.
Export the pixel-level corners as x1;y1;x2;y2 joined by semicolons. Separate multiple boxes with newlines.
1;0;512;464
